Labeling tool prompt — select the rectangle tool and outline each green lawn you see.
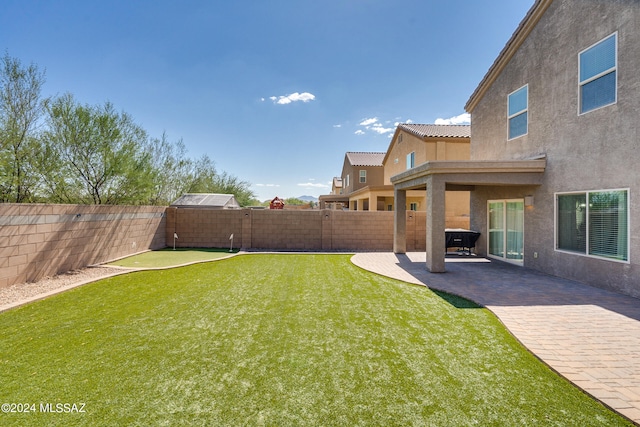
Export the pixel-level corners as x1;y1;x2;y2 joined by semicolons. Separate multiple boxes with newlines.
0;254;632;426
107;247;238;268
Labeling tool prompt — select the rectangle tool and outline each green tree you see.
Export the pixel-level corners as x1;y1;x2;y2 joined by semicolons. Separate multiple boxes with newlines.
41;93;154;204
0;53;47;202
146;133;194;205
181;154;256;207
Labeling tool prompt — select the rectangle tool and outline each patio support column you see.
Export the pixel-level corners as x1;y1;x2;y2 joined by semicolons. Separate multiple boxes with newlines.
369;195;377;211
426;175;446;273
394;188;407;254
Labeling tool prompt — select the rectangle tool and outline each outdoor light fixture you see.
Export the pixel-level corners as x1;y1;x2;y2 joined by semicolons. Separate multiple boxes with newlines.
524;195;534;207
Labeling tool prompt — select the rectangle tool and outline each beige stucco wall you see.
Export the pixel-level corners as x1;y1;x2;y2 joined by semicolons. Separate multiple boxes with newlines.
0;204;166;288
384;132;427;183
384;130;470;183
340;157;385;195
468;0;640;296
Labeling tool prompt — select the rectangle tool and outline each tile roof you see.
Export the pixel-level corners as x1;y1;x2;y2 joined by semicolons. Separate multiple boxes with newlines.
346;152;386;166
398;123;471;139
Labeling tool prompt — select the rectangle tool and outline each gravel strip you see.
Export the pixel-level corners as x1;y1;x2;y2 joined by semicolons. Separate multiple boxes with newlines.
0;266;124;308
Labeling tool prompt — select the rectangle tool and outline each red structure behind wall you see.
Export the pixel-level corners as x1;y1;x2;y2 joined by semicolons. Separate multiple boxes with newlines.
269;197;285;209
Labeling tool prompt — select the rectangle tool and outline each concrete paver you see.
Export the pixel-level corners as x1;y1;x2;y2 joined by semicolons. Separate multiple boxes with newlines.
351;252;640;425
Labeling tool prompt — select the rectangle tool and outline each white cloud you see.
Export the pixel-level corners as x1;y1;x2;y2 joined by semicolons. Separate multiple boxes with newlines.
255;183;280;188
354;130;366;135
370;123;394;134
434;113;470;125
269;92;316;105
359;117;378;126
298;182;329;189
333;124;342;128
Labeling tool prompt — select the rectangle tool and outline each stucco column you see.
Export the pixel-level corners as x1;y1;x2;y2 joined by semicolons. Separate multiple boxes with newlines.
426;175;446;273
369;195;377;211
394;188;407;254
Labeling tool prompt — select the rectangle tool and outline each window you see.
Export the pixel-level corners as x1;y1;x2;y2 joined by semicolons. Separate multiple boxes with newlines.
508;85;528;139
579;33;617;114
345;174;349;189
387;204;393;211
556;189;628;261
359;170;366;183
406;152;415;169
410;203;418;211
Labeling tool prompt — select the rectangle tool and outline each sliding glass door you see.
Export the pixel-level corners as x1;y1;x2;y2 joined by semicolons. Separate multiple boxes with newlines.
488;200;524;264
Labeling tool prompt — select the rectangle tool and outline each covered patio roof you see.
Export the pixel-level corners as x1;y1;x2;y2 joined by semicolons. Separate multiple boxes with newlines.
318;194;350;209
391;158;547;190
390;158;546;272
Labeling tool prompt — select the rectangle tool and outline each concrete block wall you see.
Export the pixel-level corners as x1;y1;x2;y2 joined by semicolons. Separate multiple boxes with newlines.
166;207;244;249
251;210;323;250
329;211;394;251
0;204;166;288
0;205;438;289
166;208;427;252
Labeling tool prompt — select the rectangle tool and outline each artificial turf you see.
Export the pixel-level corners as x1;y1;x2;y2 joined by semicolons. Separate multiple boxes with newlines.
0;254;632;426
107;247;238;268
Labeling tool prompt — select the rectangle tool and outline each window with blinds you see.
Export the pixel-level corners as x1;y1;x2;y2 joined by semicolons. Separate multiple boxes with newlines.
579;33;617;114
556;189;628;262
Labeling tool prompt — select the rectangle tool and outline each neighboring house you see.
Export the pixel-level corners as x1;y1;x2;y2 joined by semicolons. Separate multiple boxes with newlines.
319;177;347;210
332;177;343;195
171;193;241;209
320;124;472;222
384;124;471;226
391;0;640;298
340;152;386;210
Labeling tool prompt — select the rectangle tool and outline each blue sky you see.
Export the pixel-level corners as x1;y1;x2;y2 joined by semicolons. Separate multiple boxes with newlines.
2;0;534;201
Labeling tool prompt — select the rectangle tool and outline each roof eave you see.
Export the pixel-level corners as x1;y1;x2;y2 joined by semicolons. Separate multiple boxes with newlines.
465;0;553;113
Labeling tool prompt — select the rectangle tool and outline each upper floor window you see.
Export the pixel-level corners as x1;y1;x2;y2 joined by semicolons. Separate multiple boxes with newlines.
406;152;415;169
508;85;528;139
359;170;366;183
345;174;350;189
579;33;617;114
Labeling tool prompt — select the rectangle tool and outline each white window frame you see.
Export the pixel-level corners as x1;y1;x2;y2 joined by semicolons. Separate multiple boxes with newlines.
487;199;525;265
507;84;528;140
406;152;415;170
578;32;617;115
359;170;366;183
555;188;629;263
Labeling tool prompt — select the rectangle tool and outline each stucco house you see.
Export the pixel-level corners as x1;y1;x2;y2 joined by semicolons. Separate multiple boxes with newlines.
339;152;386;210
321;125;471;227
392;0;640;298
384;124;471;226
